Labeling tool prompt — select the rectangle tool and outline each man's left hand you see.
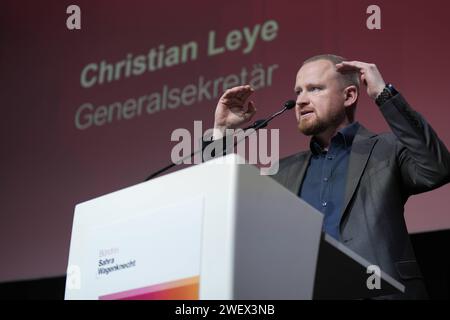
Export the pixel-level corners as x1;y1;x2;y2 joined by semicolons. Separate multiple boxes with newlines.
336;61;386;100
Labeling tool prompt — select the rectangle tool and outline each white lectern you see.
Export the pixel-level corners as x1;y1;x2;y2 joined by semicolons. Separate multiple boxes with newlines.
65;154;404;300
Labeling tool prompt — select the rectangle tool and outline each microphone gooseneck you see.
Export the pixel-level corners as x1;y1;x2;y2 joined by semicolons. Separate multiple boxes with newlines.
144;100;296;181
244;100;296;130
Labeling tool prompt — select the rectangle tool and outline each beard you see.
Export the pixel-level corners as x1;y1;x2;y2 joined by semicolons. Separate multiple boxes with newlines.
297;110;344;136
297;112;328;136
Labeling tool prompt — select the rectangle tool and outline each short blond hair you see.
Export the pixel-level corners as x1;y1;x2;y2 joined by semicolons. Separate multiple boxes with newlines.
303;54;360;90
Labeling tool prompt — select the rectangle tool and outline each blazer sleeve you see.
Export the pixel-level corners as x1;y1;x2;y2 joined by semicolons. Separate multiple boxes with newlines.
378;93;450;195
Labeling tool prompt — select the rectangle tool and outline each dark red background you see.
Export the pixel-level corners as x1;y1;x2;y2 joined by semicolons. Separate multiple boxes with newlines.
1;0;449;282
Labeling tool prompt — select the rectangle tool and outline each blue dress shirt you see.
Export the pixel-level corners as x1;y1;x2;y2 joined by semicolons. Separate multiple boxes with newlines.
299;122;360;240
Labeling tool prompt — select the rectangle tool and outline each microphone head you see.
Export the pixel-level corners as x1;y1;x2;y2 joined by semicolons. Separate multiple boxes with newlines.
284;100;296;110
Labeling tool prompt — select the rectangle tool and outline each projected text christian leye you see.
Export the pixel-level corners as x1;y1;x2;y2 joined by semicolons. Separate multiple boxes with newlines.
79;19;279;89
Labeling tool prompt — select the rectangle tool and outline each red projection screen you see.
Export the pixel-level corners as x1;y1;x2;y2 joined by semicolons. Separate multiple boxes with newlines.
1;0;449;282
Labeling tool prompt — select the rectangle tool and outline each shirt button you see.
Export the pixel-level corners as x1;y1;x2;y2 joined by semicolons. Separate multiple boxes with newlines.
323;177;329;182
322;202;327;207
327;156;333;160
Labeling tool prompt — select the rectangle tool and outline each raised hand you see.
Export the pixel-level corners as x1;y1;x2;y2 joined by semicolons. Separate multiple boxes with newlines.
336;61;386;100
213;85;257;138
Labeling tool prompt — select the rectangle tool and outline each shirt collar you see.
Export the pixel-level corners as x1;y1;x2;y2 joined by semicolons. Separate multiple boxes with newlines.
309;121;360;155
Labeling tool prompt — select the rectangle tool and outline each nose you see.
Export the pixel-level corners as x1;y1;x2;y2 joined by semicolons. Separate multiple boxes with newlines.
296;91;309;108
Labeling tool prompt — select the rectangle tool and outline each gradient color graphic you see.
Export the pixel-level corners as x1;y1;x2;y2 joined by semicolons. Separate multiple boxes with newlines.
99;276;199;300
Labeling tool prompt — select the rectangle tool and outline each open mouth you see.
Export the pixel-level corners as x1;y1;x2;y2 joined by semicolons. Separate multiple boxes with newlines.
300;110;314;118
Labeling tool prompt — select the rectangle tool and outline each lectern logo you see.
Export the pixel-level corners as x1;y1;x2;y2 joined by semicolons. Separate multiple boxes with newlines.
366;265;381;290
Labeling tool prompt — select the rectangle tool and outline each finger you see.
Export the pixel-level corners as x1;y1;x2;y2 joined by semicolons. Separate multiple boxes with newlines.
222;85;252;100
221;87;253;106
239;87;254;103
241;100;249;113
224;97;252;107
235;86;254;102
339;61;369;69
361;73;367;86
246;100;257;116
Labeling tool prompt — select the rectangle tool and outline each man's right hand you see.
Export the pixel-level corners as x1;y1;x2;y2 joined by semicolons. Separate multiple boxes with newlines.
213;85;257;139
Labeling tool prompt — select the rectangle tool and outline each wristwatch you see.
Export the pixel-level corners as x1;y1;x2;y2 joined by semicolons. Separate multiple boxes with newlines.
375;83;398;106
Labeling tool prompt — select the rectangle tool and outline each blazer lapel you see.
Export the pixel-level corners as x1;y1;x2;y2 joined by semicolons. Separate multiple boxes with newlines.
285;152;312;195
340;125;378;222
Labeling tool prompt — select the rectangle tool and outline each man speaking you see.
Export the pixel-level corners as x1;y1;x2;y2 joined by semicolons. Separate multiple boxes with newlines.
209;54;450;299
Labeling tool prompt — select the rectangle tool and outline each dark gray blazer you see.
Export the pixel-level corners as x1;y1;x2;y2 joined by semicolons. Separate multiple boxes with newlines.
272;93;450;299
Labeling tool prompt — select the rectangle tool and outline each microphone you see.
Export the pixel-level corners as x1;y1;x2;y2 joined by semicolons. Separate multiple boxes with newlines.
144;99;296;181
243;100;296;130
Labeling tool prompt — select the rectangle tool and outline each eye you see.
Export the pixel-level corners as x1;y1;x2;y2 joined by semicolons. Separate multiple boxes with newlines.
310;86;322;92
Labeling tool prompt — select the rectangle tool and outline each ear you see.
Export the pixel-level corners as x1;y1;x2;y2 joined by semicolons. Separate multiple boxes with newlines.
343;85;358;108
